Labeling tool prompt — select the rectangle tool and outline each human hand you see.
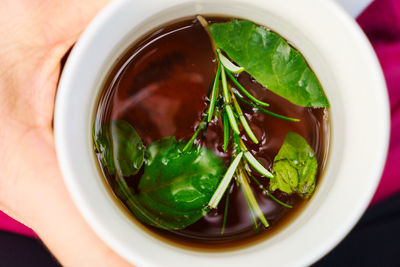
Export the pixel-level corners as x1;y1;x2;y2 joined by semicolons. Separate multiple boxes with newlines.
0;1;131;266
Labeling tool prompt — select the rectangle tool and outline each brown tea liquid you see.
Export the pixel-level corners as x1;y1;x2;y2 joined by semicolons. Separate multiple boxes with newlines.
94;17;330;250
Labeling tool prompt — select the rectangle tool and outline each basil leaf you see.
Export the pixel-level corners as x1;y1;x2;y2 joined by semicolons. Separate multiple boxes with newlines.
133;137;226;230
209;20;329;108
270;132;318;199
93;120;145;176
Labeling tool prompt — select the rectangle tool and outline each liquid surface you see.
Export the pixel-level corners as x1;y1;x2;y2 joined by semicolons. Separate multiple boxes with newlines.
94;17;329;249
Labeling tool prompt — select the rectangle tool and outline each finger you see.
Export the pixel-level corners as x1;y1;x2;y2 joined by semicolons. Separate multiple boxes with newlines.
0;0;112;129
27;162;132;266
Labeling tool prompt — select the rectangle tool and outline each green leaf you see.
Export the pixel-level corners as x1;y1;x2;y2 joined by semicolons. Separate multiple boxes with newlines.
93;120;145;176
270;132;318;199
133;137;226;230
209;20;329;108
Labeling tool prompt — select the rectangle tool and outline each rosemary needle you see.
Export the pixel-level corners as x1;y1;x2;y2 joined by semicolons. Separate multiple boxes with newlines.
226;70;270;107
207;64;221;122
209;152;243;209
182;117;207;152
221;188;230;235
223;111;229;152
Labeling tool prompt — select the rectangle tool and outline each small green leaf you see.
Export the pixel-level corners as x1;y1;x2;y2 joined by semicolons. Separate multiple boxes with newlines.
133;137;226;230
93;120;144;176
270;132;318;199
209;20;329;108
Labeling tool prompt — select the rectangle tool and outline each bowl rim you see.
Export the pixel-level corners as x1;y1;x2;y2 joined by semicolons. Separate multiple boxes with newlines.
54;0;390;266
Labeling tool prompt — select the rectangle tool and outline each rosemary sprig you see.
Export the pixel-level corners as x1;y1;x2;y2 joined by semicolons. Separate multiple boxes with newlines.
185;19;295;232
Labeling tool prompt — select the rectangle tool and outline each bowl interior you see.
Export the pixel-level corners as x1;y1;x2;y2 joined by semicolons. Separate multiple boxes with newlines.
55;0;389;266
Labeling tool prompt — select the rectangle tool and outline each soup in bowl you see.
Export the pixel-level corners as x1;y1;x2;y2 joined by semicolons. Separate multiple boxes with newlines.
54;0;389;266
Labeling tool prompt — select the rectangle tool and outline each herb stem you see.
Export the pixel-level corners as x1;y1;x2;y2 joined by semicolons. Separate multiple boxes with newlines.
207;64;221;122
209;152;243;209
226;70;270;107
221;188;230;235
235;92;300;122
183;116;207;152
196;16;219;57
250;175;293;208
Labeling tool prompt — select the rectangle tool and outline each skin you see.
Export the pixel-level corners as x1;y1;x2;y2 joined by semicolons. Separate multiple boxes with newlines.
0;0;132;266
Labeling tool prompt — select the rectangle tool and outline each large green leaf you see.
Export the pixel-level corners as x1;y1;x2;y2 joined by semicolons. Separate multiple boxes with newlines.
132;137;226;230
93;120;144;176
209;20;329;108
270;132;318;199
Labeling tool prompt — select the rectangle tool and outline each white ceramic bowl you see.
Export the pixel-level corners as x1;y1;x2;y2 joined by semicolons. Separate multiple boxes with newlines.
54;0;389;266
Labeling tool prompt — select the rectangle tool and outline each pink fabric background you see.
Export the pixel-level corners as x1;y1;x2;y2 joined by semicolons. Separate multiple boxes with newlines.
358;0;400;204
0;213;36;237
0;0;399;238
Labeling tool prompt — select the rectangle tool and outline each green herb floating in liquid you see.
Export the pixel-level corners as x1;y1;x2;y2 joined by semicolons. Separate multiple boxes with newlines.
94;120;144;177
270;132;318;199
98;134;226;230
135;137;226;229
93;16;327;234
209;20;330;108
